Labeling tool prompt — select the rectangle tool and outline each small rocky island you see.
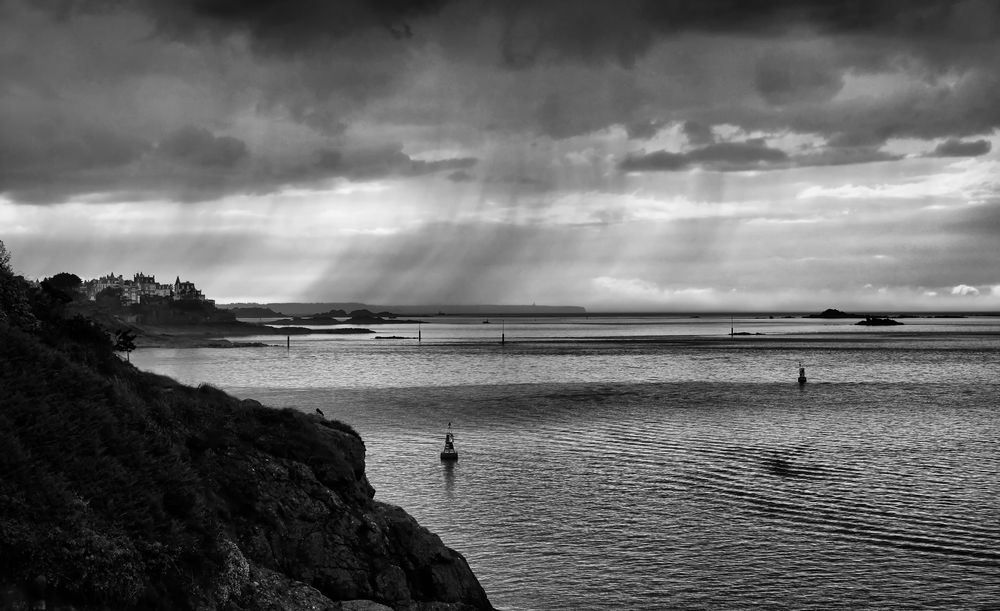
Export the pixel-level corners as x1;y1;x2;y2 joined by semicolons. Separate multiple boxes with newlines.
807;309;903;326
806;308;860;319
855;316;904;326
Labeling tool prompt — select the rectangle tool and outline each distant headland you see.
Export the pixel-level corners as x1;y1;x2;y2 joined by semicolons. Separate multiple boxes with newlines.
806;308;860;318
221;302;587;317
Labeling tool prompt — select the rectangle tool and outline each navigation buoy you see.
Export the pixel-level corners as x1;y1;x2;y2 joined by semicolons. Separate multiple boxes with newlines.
440;422;458;461
798;365;807;385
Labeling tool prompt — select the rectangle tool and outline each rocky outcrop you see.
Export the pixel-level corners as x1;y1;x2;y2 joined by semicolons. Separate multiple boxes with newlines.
0;318;492;610
855;316;903;326
806;308;859;318
192;412;491;610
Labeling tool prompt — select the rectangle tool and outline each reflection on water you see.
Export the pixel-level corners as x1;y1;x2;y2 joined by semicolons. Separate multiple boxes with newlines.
130;317;1000;610
442;460;456;500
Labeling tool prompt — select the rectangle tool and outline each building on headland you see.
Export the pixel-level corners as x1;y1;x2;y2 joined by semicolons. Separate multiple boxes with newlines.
82;272;212;306
172;276;205;302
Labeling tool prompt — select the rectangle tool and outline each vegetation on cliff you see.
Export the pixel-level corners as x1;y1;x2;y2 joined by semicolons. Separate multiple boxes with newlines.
0;241;492;610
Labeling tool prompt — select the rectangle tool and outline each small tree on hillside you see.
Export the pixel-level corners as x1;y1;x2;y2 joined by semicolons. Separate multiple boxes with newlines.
46;272;84;297
0;239;10;273
113;329;137;362
0;239;39;330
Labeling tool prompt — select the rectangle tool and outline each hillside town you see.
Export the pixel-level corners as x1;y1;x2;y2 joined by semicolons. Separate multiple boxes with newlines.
82;272;211;306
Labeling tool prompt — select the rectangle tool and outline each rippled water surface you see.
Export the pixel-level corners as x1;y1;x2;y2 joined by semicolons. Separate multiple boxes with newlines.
132;317;1000;610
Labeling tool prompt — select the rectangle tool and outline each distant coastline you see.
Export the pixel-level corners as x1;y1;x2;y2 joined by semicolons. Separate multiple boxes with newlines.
220;302;587;317
218;302;1000;319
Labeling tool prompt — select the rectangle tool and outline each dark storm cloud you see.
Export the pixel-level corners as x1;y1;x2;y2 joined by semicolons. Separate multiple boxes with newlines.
620;137;913;173
1;119;473;203
703;66;1000;152
481;1;1000;145
308;146;475;180
493;0;1000;70
619;151;689;172
620;141;788;172
158;126;248;168
681;121;715;146
7;0;1000;206
46;0;452;52
486;0;999;74
793;146;902;167
754;49;844;106
638;0;999;40
0;115;150;202
0;122;147;176
155;144;477;200
689;141;789;165
931;138;992;157
484;1;1000;142
826;131;890;149
497;0;654;68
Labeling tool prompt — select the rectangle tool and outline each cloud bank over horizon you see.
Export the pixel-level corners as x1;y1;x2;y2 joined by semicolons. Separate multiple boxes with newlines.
2;0;1000;310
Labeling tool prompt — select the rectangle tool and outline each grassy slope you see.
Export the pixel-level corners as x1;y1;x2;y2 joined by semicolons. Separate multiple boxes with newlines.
0;322;363;609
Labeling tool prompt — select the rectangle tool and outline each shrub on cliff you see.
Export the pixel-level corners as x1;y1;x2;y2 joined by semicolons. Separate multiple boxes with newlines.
0;240;38;332
0;325;418;609
0;326;228;608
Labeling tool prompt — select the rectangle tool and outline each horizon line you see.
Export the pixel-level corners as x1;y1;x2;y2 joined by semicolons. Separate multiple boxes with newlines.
218;302;1000;316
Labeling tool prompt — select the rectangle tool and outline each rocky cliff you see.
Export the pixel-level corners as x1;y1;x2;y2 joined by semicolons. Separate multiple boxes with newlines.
0;265;493;610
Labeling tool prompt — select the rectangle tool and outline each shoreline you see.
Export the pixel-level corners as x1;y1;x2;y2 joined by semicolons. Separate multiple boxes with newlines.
133;326;1000;350
132;322;375;348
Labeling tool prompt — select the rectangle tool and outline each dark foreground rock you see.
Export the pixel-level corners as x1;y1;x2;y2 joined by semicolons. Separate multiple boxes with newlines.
0;321;492;610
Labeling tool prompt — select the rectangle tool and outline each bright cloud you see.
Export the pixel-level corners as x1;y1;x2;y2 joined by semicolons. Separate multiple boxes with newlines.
951;284;981;296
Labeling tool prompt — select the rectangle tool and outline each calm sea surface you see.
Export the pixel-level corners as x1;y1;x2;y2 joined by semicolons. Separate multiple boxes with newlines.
132;316;1000;610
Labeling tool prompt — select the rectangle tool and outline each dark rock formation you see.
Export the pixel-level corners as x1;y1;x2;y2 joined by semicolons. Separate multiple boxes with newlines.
806;308;859;318
855;316;903;326
191;411;492;610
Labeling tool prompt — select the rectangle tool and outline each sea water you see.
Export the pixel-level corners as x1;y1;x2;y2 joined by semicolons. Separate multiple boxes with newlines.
131;316;1000;610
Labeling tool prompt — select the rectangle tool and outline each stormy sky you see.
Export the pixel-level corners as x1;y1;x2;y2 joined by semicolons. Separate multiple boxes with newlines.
3;0;1000;311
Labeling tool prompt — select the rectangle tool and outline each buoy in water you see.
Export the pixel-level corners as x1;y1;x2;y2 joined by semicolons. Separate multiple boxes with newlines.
798;366;807;385
440;423;459;461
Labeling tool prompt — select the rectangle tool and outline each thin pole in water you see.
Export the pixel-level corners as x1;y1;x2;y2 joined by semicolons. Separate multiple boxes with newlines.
501;319;505;345
286;335;290;351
